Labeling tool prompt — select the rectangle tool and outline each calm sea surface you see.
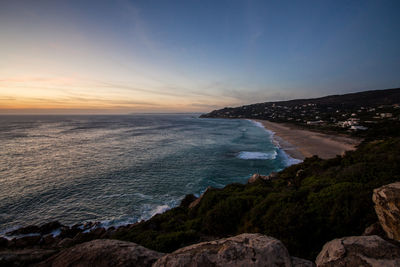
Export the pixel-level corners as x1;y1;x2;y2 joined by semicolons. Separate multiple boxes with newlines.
0;114;298;233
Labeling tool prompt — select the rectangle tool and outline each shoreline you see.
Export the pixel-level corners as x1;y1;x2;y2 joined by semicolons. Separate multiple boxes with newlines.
252;119;361;160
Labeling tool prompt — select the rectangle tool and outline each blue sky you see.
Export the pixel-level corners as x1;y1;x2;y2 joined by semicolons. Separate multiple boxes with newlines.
1;0;399;113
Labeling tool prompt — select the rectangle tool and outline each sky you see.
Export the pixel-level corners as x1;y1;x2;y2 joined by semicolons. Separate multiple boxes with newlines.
1;0;400;114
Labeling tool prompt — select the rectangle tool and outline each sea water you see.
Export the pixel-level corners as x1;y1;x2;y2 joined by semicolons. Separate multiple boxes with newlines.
0;114;300;233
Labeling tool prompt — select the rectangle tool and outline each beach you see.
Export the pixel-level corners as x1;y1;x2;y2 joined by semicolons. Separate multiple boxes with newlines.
256;120;361;160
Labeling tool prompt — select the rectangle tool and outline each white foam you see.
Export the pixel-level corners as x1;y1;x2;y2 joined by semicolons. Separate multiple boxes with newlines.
247;119;265;129
277;149;303;166
247;119;302;164
237;151;277;160
138;204;171;222
151;205;170;216
51;228;61;237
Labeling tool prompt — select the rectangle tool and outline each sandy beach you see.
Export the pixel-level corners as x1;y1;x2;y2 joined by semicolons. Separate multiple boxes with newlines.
255;120;362;160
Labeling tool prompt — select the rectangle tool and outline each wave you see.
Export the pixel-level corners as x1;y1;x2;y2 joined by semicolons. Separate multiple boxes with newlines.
246;119;302;166
139;204;171;222
237;151;277;160
277;149;303;166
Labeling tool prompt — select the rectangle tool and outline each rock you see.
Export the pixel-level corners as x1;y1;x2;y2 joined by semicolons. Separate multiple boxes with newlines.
316;235;400;266
0;237;8;248
57;237;75;248
37;239;164;267
90;227;106;239
153;233;293;267
248;173;278;184
39;221;62;235
189;186;213;209
7;225;40;236
291;256;315;267
363;222;385;237
0;249;57;266
13;235;41;248
373;182;400;241
180;194;197;208
248;173;260;183
100;227;116;239
40;234;58;247
248;173;266;183
59;225;81;239
72;232;90;244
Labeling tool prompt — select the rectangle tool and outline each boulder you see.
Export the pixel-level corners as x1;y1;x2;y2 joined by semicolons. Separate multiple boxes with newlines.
59;225;81;239
373;182;400;240
180;194;197;208
57;237;74;248
67;227;106;245
248;173;267;183
39;221;62;235
91;227;106;238
153;233;293;267
316;235;400;266
40;234;58;247
13;235;41;248
7;225;40;236
362;222;385;237
248;173;277;184
37;239;164;267
189;186;212;209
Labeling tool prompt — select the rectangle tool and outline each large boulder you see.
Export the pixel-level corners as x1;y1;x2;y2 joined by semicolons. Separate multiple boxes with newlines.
316;235;400;266
373;182;400;240
37;239;164;267
153;233;295;267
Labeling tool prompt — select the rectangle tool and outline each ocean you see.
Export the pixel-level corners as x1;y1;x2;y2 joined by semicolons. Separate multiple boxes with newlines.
0;114;300;233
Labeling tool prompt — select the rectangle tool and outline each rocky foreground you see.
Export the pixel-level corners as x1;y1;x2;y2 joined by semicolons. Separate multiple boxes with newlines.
1;181;400;266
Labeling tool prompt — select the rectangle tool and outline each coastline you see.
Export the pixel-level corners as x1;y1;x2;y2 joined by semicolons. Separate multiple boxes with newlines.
252;119;361;160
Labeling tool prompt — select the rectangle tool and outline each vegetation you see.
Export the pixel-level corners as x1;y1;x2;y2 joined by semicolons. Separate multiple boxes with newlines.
113;137;400;260
200;88;400;138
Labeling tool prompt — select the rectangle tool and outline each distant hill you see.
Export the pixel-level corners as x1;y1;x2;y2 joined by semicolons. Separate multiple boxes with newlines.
201;88;400;137
201;88;400;116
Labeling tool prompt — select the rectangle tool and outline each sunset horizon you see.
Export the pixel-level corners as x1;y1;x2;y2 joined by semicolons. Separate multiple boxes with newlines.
1;0;399;114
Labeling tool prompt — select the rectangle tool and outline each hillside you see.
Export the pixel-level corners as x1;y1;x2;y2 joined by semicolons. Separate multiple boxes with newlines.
201;88;400;137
